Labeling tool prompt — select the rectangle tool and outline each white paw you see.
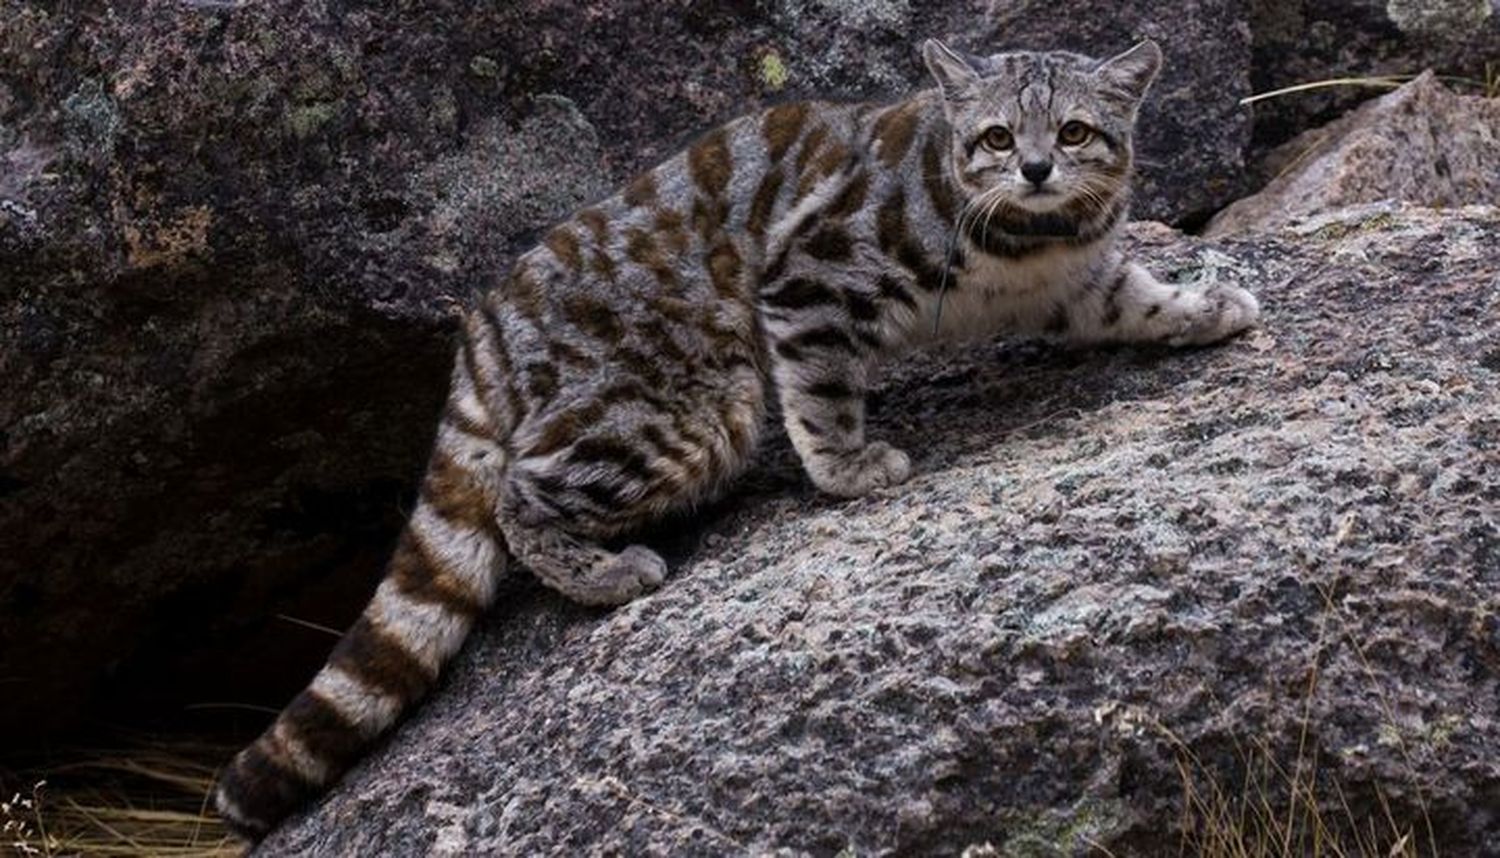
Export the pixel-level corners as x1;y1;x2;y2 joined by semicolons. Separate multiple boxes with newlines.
1212;284;1261;335
1172;284;1262;346
807;441;912;497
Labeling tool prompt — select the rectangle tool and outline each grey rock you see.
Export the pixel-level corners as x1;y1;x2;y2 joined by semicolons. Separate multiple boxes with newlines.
1386;0;1494;40
0;0;1265;748
264;205;1500;856
1248;0;1500;154
1206;73;1500;236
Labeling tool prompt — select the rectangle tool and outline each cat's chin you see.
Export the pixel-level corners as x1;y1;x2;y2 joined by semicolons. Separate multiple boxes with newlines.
1010;191;1069;215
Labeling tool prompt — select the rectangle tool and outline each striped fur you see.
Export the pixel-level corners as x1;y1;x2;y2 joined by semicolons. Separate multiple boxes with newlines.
217;38;1261;840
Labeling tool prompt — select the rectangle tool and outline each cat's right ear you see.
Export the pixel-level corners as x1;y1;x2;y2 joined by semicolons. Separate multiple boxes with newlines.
922;39;980;100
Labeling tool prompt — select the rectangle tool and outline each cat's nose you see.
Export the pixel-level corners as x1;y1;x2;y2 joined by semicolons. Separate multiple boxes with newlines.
1021;160;1053;186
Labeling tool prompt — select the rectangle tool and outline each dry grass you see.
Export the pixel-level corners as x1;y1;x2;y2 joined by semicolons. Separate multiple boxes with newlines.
1239;70;1497;106
2;740;242;857
1163;724;1428;858
1158;581;1438;858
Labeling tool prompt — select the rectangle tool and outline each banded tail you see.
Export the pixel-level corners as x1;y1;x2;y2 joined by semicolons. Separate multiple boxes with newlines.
216;350;510;840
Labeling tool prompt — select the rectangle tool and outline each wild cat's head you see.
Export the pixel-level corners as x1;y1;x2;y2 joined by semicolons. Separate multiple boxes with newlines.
921;39;1162;226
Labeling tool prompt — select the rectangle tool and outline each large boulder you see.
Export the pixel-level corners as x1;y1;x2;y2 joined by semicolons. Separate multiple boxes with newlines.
1247;0;1500;153
1207;73;1500;236
263;205;1500;855
0;0;1260;749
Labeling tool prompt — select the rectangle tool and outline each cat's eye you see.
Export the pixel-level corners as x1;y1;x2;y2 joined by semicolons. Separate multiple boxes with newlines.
980;126;1014;152
1058;121;1093;146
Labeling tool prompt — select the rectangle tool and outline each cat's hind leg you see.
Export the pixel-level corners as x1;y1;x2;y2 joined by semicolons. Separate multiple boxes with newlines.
497;361;765;606
498;508;667;607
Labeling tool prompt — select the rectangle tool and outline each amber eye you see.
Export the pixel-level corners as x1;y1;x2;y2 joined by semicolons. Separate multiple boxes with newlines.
980;126;1014;151
1058;121;1093;146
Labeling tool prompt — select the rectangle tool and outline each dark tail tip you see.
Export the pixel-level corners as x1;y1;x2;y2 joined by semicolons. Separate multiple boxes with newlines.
214;739;319;843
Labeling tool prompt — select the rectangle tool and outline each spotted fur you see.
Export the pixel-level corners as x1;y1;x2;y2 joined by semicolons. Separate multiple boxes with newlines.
216;38;1260;839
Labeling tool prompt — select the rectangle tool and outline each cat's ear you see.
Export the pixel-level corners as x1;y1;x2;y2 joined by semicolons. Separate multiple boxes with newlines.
922;39;980;99
1096;40;1163;103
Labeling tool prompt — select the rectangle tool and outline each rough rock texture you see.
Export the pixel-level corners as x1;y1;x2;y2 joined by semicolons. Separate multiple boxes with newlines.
1248;0;1500;152
1385;0;1496;40
0;0;1259;748
1207;74;1500;236
263;205;1500;856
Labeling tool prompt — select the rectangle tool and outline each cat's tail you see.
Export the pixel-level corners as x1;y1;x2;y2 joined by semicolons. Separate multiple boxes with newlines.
215;342;512;841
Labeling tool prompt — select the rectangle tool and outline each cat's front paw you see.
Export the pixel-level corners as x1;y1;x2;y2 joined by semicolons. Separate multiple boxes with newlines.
569;545;667;606
1172;284;1261;346
804;441;912;497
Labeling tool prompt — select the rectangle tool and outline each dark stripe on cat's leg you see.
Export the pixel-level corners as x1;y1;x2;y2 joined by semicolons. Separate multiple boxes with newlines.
877;275;918;311
525;402;609;457
805;380;855;401
1102;267;1130;327
762;277;843;309
441;401;493;440
476;302;530;427
787;326;861;355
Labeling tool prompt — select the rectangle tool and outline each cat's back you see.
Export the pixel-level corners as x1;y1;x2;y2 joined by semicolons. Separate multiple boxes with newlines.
473;97;881;370
465;103;890;496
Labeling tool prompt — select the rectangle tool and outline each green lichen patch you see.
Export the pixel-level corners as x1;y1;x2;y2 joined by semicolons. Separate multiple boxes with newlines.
285;100;339;139
61;78;121;157
757;49;790;91
1307;209;1400;241
995;797;1128;857
469;56;500;79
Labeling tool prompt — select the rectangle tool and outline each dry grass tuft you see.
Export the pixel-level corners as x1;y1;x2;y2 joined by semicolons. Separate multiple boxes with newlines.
1239;71;1497;106
1158;581;1437;858
2;740;242;857
1165;726;1428;858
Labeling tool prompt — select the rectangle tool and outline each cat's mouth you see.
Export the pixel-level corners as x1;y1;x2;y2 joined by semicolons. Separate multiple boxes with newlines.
1015;186;1068;213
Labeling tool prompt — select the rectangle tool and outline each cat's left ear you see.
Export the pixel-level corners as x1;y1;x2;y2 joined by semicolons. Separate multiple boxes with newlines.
922;39;981;100
1096;40;1163;103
